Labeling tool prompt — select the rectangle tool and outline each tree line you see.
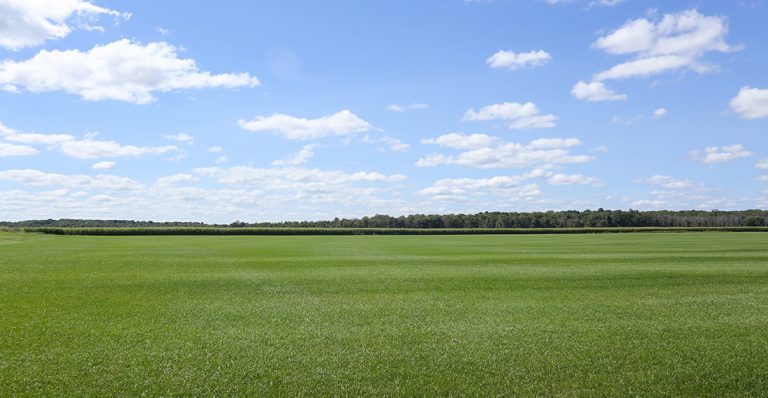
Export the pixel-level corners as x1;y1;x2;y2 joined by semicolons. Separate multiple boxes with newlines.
3;209;767;229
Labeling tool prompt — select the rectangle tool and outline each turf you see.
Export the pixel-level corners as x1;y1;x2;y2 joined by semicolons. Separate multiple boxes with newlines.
1;232;767;396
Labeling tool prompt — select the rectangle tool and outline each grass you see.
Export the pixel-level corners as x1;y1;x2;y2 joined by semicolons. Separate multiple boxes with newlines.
1;232;767;396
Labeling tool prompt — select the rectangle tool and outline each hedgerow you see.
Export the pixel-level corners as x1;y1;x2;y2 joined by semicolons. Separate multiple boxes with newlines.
17;226;768;235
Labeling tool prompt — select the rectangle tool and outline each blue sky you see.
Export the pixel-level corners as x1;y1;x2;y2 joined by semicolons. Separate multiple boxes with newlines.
0;0;767;222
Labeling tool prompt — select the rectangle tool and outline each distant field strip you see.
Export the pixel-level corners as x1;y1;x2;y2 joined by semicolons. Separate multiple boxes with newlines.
1;232;767;396
15;226;768;235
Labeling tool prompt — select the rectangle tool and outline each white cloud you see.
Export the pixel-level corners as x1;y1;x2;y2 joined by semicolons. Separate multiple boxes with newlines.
155;174;196;187
418;135;592;169
0;0;127;50
239;110;372;140
0;175;417;223
463;102;537;121
361;135;409;152
0;39;260;104
416;168;600;202
272;145;316;166
91;161;115;170
195;166;406;191
0;121;72;144
592;10;738;81
653;108;668;119
417;174;542;202
645;174;693;189
594;55;692;81
58;139;178;159
486;50;552;70
507;114;558;130
527;137;582;149
757;159;768;169
730;87;768;119
690;144;752;164
0;142;38;156
207;146;223;153
0;169;143;190
571;81;627;101
421;133;498;150
547;173;601;186
414;154;449;168
1;121;179;159
462;101;557;130
386;103;429;112
164;133;194;144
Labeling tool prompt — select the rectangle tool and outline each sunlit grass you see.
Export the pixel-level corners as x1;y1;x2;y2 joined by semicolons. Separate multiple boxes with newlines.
1;232;767;396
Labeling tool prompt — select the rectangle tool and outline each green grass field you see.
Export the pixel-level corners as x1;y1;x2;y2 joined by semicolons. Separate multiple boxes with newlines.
1;232;767;396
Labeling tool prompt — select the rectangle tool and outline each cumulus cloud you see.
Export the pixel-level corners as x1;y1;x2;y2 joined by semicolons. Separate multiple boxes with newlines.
421;133;498;150
386;103;429;112
571;81;627;102
593;55;693;81
195;166;406;191
272;145;316;166
462;102;557;129
690;144;752;164
730;87;768;119
0;169;143;190
645;174;693;189
0;39;260;104
0;121;72;144
653;108;668;119
0;142;38;156
0;0;127;50
57;139;178;159
417;134;592;169
417;167;600;202
592;10;739;81
207;146;223;153
417;173;543;202
155;174;196;187
239;110;372;140
1;121;179;159
546;173;601;186
486;50;551;70
91;161;115;170
757;159;768;170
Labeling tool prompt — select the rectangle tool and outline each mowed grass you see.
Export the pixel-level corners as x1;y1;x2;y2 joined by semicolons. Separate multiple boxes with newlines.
1;232;767;396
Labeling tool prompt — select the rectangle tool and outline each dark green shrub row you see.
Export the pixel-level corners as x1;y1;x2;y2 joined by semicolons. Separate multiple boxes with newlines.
18;226;768;236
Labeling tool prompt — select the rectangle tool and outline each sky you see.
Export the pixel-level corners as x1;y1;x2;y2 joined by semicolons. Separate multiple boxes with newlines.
0;0;767;223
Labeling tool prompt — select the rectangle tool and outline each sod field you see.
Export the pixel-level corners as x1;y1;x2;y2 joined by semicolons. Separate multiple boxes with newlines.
1;232;767;396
